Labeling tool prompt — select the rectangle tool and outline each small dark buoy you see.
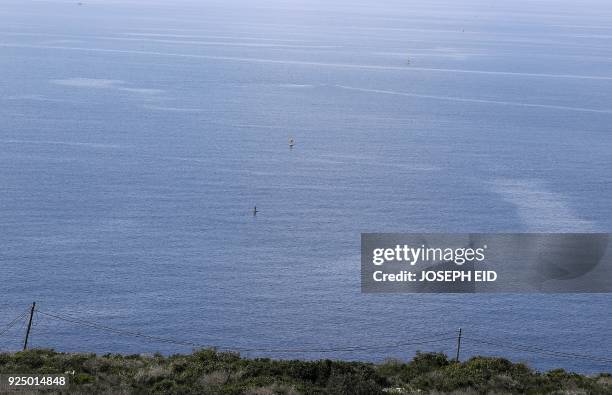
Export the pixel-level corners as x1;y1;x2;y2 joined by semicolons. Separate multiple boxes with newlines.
289;137;295;149
253;206;258;216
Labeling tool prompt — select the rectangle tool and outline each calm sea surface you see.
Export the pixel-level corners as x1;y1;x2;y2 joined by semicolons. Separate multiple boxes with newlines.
1;0;611;373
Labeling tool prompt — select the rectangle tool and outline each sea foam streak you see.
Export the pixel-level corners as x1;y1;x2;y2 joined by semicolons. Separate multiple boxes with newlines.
335;85;612;114
4;44;612;82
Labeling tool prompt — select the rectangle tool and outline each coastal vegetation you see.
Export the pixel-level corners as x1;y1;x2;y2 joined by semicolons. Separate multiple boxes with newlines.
1;349;610;394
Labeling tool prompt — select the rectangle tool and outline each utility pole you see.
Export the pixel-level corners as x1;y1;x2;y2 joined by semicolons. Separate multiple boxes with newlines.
455;328;462;362
23;302;36;351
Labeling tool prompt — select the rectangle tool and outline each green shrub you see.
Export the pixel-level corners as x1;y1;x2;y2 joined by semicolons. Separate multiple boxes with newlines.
73;372;95;384
0;349;608;394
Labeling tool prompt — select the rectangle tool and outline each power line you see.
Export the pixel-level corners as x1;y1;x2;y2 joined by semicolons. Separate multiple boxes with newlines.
0;310;29;338
24;308;612;365
230;336;457;353
36;309;455;353
37;310;203;348
465;336;612;363
0;310;30;350
463;336;612;364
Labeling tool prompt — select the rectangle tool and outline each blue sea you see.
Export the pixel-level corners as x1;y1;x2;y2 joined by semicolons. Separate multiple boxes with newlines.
1;0;611;373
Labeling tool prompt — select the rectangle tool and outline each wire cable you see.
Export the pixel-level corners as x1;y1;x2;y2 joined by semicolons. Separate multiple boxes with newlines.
36;309;455;353
0;310;29;338
463;336;612;364
33;308;611;364
228;336;457;353
37;310;203;348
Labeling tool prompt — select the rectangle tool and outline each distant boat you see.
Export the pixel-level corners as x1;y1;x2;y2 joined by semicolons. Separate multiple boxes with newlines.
253;206;258;216
289;137;295;148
